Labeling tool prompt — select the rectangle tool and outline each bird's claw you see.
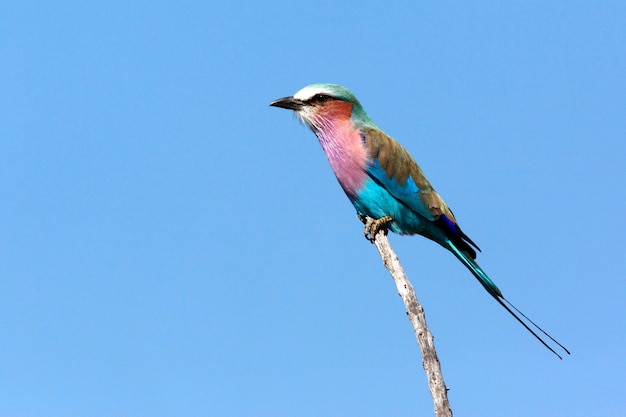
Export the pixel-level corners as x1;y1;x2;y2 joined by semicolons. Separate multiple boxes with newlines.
362;215;393;242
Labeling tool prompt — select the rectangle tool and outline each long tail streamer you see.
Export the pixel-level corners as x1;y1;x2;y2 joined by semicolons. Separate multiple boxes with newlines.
447;240;570;359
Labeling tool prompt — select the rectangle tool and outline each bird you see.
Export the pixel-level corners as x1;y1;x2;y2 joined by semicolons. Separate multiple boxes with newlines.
270;83;570;359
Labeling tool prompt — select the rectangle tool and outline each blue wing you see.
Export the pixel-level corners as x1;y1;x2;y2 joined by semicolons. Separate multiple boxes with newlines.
362;128;480;257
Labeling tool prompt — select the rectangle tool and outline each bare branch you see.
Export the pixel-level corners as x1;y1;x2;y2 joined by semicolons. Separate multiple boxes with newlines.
363;216;452;417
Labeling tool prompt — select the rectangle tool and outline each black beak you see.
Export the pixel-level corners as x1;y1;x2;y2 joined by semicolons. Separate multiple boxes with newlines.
269;96;304;110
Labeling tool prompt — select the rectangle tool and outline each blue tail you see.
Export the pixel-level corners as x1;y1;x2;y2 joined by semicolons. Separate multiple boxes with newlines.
446;240;570;359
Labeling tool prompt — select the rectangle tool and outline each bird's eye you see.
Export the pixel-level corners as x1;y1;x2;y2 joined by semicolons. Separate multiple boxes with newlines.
312;94;332;103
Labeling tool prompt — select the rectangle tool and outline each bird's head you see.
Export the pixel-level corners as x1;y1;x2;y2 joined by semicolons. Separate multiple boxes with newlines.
270;84;375;132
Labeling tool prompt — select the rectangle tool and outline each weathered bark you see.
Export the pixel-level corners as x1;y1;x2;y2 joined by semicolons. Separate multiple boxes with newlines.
364;216;452;417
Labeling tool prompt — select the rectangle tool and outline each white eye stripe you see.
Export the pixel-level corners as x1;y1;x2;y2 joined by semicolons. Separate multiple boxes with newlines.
293;85;335;101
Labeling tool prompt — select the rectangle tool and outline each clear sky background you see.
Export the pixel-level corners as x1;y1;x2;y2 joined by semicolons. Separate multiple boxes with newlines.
2;2;625;416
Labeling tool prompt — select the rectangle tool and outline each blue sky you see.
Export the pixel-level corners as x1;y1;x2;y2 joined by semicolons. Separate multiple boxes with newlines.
2;1;625;416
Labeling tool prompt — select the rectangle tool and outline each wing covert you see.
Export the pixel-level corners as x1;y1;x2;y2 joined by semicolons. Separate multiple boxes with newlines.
363;129;453;222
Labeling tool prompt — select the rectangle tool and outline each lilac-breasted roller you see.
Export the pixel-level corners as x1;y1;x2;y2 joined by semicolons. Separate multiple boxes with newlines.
270;83;569;359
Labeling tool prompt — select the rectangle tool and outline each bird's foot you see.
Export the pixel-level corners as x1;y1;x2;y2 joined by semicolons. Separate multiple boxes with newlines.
362;215;393;243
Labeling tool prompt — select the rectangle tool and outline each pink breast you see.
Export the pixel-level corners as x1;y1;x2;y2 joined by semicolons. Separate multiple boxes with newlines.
313;104;369;197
